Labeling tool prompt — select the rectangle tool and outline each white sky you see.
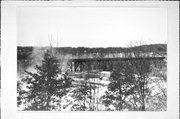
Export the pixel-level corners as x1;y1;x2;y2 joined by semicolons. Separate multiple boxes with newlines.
17;7;167;47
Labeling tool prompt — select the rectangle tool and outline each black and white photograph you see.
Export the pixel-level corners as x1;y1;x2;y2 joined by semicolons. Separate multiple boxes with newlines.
1;1;179;119
17;6;167;111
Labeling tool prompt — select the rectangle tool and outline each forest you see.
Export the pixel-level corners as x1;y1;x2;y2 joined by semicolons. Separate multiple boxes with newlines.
17;44;167;111
17;44;166;60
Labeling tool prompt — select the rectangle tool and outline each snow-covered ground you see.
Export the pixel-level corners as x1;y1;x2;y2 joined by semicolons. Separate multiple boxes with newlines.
17;70;166;111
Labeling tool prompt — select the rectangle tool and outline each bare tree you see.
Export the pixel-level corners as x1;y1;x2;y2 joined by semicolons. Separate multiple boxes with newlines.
126;41;166;111
101;41;167;111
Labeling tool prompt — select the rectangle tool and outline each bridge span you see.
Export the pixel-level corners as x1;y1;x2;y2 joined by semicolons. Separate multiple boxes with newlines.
67;56;166;72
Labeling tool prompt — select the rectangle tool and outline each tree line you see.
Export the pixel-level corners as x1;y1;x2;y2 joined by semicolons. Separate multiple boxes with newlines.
17;44;166;60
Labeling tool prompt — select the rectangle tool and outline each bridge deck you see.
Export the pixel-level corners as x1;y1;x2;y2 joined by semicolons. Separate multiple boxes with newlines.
70;56;165;62
68;56;165;72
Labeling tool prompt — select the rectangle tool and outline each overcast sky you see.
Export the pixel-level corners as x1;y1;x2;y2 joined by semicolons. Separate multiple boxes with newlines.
17;7;167;48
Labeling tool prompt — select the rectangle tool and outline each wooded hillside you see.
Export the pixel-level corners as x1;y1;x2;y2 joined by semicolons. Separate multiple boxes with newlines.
17;44;166;60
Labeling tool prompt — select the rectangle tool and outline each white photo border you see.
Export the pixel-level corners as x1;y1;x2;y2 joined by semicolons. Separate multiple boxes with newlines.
1;1;179;119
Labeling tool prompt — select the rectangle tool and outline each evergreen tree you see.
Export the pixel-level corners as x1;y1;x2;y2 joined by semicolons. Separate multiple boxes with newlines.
70;72;95;111
18;49;73;110
101;61;137;111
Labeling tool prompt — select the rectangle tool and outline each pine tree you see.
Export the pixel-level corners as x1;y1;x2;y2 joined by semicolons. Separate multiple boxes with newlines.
18;49;73;110
70;72;94;111
101;61;137;111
